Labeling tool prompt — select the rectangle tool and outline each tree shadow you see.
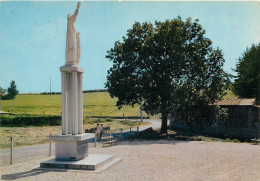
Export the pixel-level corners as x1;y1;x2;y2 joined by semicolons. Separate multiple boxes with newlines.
93;129;198;146
1;168;67;180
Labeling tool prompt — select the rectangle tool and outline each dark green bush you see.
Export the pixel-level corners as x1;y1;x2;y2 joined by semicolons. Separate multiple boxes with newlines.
0;115;61;127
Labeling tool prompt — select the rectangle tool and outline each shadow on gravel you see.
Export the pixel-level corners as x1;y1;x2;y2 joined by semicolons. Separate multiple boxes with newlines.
1;168;67;180
98;127;240;146
93;127;197;146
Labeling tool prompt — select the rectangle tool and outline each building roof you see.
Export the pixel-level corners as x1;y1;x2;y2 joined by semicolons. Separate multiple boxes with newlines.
217;98;255;106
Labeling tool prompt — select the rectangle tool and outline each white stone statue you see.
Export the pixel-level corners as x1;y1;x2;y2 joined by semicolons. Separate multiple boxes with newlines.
66;2;81;66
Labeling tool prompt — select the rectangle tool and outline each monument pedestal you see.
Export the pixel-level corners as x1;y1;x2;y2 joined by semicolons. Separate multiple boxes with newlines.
51;133;94;161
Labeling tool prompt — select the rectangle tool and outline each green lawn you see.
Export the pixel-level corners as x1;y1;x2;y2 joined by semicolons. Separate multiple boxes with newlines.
1;92;144;117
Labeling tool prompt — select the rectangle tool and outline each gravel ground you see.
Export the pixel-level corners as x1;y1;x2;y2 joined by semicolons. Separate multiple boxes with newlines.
1;140;260;181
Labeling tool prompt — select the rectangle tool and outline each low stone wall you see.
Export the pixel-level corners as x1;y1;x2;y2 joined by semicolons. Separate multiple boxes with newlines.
171;123;259;139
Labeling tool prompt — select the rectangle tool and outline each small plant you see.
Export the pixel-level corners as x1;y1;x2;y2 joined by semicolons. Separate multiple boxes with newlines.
105;119;113;122
225;138;231;142
232;139;240;143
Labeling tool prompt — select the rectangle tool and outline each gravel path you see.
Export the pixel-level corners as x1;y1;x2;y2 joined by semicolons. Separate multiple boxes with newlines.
0;119;161;165
1;140;260;181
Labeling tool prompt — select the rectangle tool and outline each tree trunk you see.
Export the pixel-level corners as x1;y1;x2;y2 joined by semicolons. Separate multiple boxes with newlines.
160;110;168;134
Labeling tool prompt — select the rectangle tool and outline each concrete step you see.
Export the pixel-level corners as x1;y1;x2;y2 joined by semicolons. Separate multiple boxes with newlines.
40;154;116;170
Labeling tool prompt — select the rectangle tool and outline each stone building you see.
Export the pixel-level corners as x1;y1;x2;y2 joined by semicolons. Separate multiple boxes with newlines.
217;99;259;129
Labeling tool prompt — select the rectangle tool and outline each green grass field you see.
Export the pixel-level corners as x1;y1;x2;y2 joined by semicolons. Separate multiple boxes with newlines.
223;89;238;99
1;92;145;117
1;90;238;116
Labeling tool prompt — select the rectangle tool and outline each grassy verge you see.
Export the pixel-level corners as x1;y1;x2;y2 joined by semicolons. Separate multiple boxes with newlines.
0;118;150;149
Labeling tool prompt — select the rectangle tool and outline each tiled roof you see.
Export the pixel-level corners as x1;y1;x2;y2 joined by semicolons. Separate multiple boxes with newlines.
217;98;255;106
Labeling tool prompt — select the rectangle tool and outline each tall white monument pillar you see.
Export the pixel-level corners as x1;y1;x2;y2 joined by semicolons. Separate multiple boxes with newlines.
49;2;94;161
40;3;121;170
60;66;83;135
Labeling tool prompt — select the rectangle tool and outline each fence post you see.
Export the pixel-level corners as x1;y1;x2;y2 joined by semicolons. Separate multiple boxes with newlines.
49;134;52;157
10;137;13;165
130;127;131;133
137;126;139;132
94;135;97;147
140;102;143;122
120;128;123;141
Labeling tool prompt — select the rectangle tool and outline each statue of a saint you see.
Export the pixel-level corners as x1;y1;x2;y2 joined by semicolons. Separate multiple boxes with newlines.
66;2;81;66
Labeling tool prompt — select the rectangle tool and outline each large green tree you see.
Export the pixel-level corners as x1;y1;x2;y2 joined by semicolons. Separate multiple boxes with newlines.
106;17;229;133
233;43;260;101
7;80;19;99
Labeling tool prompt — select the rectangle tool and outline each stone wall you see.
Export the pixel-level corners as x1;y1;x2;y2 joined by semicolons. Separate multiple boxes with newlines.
170;105;260;139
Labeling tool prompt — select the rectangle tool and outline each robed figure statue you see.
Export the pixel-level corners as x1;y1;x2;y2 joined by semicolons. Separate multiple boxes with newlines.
66;2;81;66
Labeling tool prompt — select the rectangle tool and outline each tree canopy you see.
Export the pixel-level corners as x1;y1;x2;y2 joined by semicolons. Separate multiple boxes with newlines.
233;43;260;101
0;87;6;95
7;80;19;99
106;17;229;133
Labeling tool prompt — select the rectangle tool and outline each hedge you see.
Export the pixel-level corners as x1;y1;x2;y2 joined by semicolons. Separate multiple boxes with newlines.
0;115;61;127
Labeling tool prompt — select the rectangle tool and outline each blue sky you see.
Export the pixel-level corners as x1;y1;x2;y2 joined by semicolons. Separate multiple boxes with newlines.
0;1;260;93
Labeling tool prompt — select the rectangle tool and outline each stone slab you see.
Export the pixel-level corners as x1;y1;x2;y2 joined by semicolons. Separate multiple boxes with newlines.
60;65;84;73
40;154;119;170
51;133;95;141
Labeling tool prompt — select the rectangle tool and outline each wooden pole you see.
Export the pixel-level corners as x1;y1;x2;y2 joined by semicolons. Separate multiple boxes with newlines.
10;137;13;165
140;102;143;122
49;134;52;157
120;128;123;141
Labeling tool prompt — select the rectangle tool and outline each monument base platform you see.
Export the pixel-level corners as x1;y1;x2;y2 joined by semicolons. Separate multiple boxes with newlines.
51;133;95;161
40;154;122;171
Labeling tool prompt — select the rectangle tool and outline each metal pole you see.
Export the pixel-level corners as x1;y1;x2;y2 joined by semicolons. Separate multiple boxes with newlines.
137;126;139;132
50;78;51;98
130;127;131;133
49;134;52;157
10;137;13;165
